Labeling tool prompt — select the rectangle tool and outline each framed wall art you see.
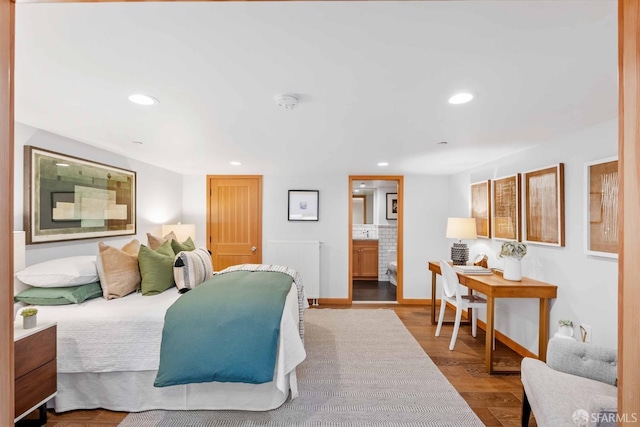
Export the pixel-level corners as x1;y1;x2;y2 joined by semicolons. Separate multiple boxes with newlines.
524;163;565;246
24;146;136;244
288;190;319;221
492;174;521;241
470;180;491;238
584;157;618;258
386;193;398;220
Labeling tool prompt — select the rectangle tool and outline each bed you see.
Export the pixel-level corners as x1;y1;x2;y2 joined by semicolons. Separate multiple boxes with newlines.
27;264;307;413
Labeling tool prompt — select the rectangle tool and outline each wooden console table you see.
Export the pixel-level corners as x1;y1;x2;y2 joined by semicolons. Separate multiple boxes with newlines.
428;261;557;374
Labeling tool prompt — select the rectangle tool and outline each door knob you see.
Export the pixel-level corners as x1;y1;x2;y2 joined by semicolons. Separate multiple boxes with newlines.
251;247;257;252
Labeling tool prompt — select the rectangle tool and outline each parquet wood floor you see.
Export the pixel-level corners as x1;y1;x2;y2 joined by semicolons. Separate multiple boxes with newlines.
29;305;536;426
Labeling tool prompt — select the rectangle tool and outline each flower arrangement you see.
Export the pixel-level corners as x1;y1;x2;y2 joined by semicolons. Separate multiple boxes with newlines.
497;241;527;260
558;319;573;327
20;307;38;317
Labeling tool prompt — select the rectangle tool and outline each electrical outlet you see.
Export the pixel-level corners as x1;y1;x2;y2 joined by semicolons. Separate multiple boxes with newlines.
579;323;592;343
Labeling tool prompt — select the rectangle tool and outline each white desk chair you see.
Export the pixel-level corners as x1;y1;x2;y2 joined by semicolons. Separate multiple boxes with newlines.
435;260;488;350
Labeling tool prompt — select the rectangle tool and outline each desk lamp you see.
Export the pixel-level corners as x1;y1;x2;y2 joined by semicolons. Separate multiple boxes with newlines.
446;217;477;265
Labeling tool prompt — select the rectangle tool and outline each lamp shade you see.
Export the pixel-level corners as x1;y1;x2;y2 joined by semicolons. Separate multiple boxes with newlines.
162;223;196;243
446;217;477;240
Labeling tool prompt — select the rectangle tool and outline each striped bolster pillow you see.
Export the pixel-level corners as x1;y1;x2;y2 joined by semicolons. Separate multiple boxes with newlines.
173;248;214;292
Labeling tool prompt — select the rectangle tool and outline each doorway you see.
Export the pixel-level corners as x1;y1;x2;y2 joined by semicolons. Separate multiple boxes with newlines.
349;176;403;303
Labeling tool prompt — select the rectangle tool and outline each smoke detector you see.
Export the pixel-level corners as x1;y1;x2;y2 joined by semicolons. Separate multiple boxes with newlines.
275;94;298;110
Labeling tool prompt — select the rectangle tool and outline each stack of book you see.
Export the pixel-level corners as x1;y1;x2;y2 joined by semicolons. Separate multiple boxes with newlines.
453;265;493;275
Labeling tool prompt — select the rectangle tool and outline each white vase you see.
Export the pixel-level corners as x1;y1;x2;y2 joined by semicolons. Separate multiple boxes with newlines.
23;315;37;329
558;325;574;337
503;257;522;281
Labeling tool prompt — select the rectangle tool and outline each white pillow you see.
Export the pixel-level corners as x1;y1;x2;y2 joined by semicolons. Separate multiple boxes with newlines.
16;256;99;287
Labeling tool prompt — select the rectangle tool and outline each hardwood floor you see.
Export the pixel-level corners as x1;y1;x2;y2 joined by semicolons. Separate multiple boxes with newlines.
352;279;397;301
34;305;536;426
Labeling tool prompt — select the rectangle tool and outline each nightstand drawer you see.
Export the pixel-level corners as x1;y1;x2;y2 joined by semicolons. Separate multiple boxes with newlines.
14;325;56;379
14;359;56;417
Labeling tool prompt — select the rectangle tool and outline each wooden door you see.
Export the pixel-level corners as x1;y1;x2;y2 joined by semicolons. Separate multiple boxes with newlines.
619;0;640;417
207;176;262;271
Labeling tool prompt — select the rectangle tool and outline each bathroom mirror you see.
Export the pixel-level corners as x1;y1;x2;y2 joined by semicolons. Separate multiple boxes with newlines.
352;180;398;225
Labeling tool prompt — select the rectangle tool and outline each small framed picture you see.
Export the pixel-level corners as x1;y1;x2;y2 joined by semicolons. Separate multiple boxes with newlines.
584;157;618;258
288;190;319;221
524;163;565;246
492;174;521;241
386;193;398;220
471;180;491;238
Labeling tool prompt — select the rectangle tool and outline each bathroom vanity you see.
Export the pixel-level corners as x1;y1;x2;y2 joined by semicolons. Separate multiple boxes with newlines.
352;239;379;280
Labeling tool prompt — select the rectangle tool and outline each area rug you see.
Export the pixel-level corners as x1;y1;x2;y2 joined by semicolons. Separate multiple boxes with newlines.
118;309;483;426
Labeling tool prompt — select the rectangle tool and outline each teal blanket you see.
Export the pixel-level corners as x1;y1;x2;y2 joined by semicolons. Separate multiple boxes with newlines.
154;270;293;387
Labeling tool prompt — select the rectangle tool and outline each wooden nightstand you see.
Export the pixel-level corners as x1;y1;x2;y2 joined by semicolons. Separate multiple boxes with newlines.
14;322;57;425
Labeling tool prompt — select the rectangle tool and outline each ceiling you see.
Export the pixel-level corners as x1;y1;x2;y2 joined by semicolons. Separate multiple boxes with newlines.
15;1;617;177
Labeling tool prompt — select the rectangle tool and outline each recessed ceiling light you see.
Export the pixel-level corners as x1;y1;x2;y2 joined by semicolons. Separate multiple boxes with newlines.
448;92;474;105
354;189;360;193
360;183;366;188
230;161;242;166
56;163;69;167
377;162;389;167
128;93;159;106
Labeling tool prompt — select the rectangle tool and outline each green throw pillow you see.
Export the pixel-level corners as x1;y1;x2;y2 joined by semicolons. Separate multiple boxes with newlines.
139;241;175;296
14;282;103;305
170;237;195;254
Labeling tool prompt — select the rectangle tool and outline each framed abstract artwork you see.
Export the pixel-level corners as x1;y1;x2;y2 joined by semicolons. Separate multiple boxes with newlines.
584;157;618;258
470;180;491;238
524;163;565;246
492;174;521;241
24;146;136;244
386;193;398;220
288;190;319;221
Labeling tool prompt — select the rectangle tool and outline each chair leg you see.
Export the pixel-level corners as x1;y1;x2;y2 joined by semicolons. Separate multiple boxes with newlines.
435;298;447;337
471;307;478;337
521;390;531;427
449;307;463;350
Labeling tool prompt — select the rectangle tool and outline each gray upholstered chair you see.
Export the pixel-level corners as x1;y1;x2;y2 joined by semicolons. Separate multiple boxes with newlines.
521;337;617;427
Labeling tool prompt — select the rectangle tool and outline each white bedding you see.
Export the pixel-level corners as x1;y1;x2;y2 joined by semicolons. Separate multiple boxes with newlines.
37;288;181;373
29;282;306;412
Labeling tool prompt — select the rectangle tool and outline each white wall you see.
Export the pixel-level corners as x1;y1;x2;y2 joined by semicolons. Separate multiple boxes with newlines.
447;119;618;351
403;175;450;299
263;175;349;298
14;123;184;265
182;174;207;248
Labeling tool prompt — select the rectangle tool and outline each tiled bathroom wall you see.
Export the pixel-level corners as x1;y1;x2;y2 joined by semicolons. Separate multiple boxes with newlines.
377;225;397;280
352;224;378;239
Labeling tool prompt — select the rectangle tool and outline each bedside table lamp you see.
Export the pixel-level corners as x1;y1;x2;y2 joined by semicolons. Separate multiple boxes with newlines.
162;223;196;243
446;217;477;265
